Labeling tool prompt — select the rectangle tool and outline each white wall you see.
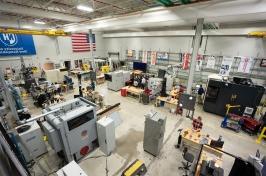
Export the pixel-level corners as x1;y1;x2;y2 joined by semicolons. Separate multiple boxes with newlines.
204;36;266;57
105;36;193;59
104;35;266;58
103;34;266;85
0;32;106;70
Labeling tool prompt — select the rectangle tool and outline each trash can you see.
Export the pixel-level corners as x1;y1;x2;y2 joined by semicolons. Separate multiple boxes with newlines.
121;88;127;97
142;94;150;105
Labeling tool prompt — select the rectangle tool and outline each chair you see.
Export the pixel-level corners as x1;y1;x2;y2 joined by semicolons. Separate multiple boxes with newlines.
178;148;194;176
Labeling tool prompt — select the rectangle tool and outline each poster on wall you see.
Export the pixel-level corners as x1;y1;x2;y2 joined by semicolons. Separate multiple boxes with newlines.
196;54;203;71
237;57;253;73
182;53;190;70
206;56;216;69
260;59;266;67
157;52;169;60
142;51;148;63
219;56;234;76
0;33;36;56
150;51;157;65
127;49;133;57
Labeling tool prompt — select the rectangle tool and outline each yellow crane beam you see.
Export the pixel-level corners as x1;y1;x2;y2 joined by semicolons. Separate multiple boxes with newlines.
0;28;70;36
248;31;266;38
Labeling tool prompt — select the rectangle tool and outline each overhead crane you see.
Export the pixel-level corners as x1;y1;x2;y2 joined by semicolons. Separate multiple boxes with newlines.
0;27;70;36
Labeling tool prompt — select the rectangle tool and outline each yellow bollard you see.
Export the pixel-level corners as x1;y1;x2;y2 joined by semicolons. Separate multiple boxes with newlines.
256;127;266;144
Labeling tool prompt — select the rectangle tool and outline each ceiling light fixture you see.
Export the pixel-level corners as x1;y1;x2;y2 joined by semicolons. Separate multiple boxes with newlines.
77;5;94;12
22;25;33;29
34;20;46;25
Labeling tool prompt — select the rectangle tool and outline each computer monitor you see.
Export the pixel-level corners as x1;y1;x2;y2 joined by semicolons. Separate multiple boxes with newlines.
158;69;166;78
210;140;224;148
133;62;147;72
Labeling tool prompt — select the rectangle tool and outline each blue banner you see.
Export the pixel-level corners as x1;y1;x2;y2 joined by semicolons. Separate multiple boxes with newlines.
0;33;36;57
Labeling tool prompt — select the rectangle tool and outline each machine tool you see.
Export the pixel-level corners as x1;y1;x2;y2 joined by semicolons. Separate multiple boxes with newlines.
15;121;47;162
105;71;130;91
42;97;98;162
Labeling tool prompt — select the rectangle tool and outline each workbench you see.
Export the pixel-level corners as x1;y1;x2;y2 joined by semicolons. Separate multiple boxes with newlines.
70;70;91;77
181;129;223;158
122;86;144;101
132;70;143;75
195;151;223;176
96;74;105;84
168;89;179;99
155;96;178;110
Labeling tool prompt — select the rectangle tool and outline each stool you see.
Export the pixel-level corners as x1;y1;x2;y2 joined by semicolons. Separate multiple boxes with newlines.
256;127;266;144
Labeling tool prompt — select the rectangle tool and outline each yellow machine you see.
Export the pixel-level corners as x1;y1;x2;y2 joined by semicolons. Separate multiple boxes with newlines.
82;64;90;71
101;65;110;73
121;159;147;176
225;104;241;115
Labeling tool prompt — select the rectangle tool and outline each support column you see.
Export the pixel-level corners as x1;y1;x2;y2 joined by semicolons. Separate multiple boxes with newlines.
89;29;95;70
187;18;204;94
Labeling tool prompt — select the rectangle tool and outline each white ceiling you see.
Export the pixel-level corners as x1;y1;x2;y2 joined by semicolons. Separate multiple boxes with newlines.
0;0;266;32
62;0;266;32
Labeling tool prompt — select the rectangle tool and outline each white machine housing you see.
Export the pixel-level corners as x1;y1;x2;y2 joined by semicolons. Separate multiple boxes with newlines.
148;78;163;96
97;117;115;156
15;121;47;162
56;161;88;176
42;98;98;162
106;71;131;91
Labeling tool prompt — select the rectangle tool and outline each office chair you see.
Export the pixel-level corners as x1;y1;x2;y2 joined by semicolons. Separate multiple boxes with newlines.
178;148;194;176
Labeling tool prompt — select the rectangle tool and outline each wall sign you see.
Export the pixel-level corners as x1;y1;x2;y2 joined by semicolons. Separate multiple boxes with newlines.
150;51;157;65
219;56;233;76
0;33;36;56
157;52;169;60
237;57;253;73
142;51;148;63
206;56;216;69
260;59;266;67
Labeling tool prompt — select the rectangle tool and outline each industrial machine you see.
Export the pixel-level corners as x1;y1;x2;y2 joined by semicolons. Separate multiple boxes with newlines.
203;78;265;117
15;121;47;162
143;111;166;156
42;97;98;162
105;71;131;91
148;78;163;97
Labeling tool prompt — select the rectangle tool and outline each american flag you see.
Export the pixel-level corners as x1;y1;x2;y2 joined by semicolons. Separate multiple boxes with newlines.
71;33;96;52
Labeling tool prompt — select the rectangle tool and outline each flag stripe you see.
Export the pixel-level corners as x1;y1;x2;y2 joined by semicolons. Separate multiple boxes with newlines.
71;33;96;52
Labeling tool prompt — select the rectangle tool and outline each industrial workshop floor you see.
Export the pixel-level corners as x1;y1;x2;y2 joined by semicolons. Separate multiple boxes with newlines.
25;82;266;176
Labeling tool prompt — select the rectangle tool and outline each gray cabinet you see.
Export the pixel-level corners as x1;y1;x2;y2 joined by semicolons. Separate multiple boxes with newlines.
143;112;166;156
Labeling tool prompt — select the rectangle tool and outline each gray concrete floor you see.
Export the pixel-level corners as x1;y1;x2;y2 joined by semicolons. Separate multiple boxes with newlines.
24;82;266;176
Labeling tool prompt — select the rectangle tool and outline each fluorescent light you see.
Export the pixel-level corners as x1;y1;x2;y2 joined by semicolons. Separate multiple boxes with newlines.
77;5;94;12
34;20;46;25
22;25;32;29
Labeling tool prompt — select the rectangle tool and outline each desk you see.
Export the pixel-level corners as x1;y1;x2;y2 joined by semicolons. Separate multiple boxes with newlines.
122;86;144;101
195;153;223;176
181;129;223;158
96;74;105;84
168;89;179;99
155;96;178;110
132;70;143;75
70;70;90;76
